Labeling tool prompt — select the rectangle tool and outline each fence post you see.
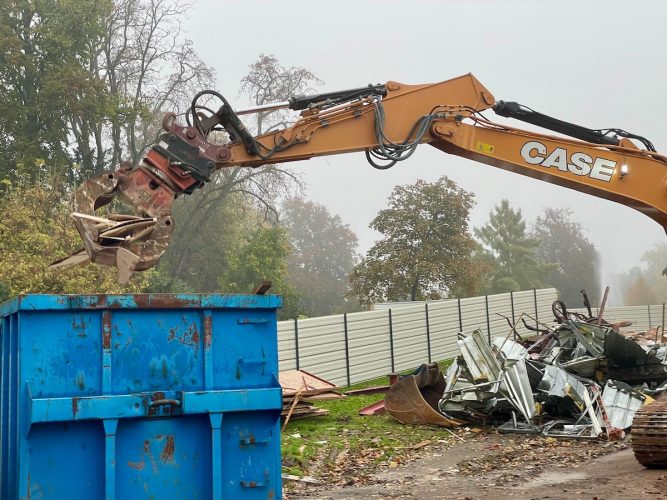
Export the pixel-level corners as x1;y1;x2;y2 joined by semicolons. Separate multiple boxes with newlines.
457;298;463;332
648;304;653;330
425;303;432;363
388;309;395;373
533;288;539;330
343;313;351;387
485;295;491;344
510;292;516;340
294;318;300;371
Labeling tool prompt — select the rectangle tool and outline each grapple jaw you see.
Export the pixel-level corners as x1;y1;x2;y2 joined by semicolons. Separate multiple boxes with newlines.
49;162;176;283
50;111;233;282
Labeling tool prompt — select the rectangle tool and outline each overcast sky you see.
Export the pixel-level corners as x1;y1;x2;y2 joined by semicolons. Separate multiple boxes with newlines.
182;0;667;305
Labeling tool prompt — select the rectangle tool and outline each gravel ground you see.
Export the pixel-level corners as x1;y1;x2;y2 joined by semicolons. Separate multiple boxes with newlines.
286;432;667;499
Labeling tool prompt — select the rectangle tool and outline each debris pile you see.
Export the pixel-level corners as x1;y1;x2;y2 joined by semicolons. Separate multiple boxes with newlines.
435;307;667;439
279;370;342;423
382;299;667;444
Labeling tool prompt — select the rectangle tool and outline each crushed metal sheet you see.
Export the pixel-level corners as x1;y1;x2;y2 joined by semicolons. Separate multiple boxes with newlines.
581;384;603;437
457;329;502;385
538;364;590;403
568;321;604;358
559;355;602;378
500;358;536;421
443;360;460;396
600;380;647;429
493;337;528;362
497;412;541;434
605;329;654;366
542;420;596;439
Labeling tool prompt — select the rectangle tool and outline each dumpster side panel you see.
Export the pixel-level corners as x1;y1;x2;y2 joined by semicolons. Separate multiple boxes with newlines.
212;309;279;390
21;311;103;398
116;416;212;498
0;294;283;500
219;411;282;497
27;421;105;498
110;309;205;394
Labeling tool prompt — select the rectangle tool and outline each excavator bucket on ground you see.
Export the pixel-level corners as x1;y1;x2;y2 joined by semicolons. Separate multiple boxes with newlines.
385;363;463;427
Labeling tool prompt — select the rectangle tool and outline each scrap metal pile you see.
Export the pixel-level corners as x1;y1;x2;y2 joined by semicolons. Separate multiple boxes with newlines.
385;299;667;465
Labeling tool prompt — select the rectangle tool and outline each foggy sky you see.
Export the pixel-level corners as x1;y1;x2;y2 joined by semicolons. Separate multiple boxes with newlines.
182;0;667;305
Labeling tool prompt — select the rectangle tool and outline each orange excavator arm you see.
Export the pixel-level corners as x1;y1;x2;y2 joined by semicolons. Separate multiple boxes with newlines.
51;73;667;281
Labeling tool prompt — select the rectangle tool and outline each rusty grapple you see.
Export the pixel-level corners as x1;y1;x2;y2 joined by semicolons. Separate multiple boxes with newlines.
49;108;236;282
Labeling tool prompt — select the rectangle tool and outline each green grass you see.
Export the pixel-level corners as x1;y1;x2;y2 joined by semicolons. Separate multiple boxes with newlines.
281;360;454;477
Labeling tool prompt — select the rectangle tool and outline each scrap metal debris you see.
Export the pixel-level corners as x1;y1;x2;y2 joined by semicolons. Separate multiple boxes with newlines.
358;400;386;416
384;295;667;447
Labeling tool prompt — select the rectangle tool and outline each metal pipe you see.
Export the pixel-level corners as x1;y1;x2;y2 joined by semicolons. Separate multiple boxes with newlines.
294;318;300;371
663;303;666;343
485;295;491;344
235;101;291;116
510;291;516;340
596;286;610;326
343;313;351;387
388;309;395;373
457;298;463;332
533;289;539;331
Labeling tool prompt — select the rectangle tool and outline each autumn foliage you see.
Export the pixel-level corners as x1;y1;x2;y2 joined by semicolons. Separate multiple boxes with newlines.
0;179;149;300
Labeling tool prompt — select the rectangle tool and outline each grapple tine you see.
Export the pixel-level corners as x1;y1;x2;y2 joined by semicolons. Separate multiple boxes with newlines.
50;163;177;282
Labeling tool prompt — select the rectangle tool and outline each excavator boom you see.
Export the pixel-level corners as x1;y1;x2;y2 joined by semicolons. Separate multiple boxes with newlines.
50;73;667;282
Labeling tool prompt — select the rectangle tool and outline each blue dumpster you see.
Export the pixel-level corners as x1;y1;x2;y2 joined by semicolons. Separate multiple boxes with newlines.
0;294;283;499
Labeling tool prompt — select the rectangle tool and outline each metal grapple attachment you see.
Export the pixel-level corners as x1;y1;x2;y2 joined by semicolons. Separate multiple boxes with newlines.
50;111;233;282
49;162;176;283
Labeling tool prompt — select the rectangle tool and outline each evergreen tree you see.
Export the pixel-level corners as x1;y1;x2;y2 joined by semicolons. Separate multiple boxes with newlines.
533;207;600;307
475;199;553;293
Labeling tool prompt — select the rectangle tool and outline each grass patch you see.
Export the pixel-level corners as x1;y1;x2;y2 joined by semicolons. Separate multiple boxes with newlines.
281;360;454;478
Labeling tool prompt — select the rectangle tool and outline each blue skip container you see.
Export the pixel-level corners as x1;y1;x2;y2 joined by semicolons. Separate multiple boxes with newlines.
0;294;283;499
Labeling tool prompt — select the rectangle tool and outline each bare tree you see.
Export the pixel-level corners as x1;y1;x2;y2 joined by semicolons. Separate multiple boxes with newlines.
161;54;323;287
239;53;323;134
67;0;215;178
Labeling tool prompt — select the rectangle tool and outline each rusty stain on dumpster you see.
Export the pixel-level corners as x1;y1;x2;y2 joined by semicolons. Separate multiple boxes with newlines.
159;435;175;464
127;459;145;471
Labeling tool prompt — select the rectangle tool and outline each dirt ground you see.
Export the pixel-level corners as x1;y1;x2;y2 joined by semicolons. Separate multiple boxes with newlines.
287;433;667;499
